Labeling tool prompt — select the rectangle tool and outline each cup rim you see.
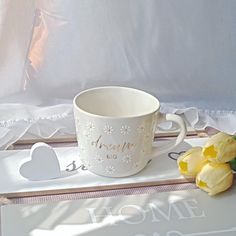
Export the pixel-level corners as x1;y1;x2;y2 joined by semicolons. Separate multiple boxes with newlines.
73;86;160;119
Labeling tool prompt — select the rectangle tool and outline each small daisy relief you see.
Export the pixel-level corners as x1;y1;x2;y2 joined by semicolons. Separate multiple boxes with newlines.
83;130;91;139
120;125;131;135
132;161;140;169
122;154;132;163
137;125;145;134
86;122;95;132
103;124;114;134
105;166;115;174
141;149;146;154
95;154;105;163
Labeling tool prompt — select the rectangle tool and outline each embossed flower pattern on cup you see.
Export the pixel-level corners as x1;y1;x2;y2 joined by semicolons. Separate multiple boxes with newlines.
120;125;131;135
103;124;114;134
122;154;132;163
83;130;91;139
132;161;140;169
95;154;105;163
86;122;95;132
105;166;115;174
137;125;145;134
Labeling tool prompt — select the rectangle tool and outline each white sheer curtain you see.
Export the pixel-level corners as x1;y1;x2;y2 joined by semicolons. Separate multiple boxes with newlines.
0;0;236;149
0;0;34;98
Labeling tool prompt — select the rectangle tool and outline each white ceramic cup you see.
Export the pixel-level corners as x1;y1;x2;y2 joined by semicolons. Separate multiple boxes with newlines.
73;87;186;177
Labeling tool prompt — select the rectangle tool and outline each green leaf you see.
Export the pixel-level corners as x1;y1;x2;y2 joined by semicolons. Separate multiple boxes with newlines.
229;157;236;171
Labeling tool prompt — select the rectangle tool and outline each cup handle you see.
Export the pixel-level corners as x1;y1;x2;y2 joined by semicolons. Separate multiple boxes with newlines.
150;113;187;158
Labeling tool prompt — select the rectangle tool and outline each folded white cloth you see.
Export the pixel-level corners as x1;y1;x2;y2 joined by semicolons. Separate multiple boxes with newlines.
161;102;236;135
0;103;74;149
0;101;235;150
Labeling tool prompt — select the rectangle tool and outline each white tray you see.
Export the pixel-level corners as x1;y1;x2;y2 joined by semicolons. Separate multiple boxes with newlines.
2;186;236;236
0;138;207;197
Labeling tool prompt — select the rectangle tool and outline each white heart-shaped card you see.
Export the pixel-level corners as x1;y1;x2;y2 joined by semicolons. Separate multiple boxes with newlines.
20;142;61;181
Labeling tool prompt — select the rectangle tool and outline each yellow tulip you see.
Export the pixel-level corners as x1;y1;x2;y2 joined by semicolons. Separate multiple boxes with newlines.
177;147;207;177
196;162;233;196
202;132;236;163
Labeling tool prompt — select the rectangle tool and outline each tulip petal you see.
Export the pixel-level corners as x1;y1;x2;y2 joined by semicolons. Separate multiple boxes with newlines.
179;161;188;173
196;162;233;196
197;180;208;188
177;147;205;177
203;145;217;158
203;132;236;163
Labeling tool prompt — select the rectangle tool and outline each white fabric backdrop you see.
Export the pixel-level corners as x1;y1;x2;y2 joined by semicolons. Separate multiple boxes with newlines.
0;0;236;149
0;0;35;98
